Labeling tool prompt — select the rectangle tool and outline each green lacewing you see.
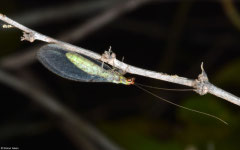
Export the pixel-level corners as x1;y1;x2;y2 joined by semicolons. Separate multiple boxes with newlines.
37;44;134;85
36;44;227;125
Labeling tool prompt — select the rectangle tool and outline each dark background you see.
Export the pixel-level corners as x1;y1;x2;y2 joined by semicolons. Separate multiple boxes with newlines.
0;0;240;150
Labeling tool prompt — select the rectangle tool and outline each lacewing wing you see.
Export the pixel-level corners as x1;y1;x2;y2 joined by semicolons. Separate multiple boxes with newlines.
37;44;112;83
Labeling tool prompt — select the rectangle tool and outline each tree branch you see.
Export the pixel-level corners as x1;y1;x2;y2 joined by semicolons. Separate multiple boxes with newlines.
0;0;150;69
12;0;118;26
0;13;240;107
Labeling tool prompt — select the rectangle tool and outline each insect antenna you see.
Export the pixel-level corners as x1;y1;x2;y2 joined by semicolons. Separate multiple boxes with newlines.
134;84;228;125
135;82;194;91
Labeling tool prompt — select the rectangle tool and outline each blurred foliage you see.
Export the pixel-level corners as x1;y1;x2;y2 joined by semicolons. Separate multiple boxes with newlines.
1;0;240;150
214;58;240;85
99;118;183;150
98;94;240;150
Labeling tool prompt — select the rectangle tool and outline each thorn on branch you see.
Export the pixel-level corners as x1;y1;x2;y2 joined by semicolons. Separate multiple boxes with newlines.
194;62;209;95
199;62;209;82
21;32;35;42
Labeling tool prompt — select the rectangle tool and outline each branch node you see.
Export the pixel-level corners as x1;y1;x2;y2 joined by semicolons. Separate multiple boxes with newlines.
101;46;116;65
194;62;209;95
2;24;13;28
21;32;35;42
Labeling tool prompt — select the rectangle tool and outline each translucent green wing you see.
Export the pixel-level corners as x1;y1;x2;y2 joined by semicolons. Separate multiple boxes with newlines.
37;44;112;83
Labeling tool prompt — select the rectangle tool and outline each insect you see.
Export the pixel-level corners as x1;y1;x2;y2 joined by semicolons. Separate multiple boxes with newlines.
37;44;134;85
37;44;227;125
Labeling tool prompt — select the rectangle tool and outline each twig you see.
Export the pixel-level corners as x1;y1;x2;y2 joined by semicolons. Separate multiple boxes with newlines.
60;0;152;42
0;0;151;69
0;69;122;150
12;0;118;26
0;13;240;106
159;1;193;71
0;46;37;69
0;121;52;141
222;0;240;31
0;0;230;69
